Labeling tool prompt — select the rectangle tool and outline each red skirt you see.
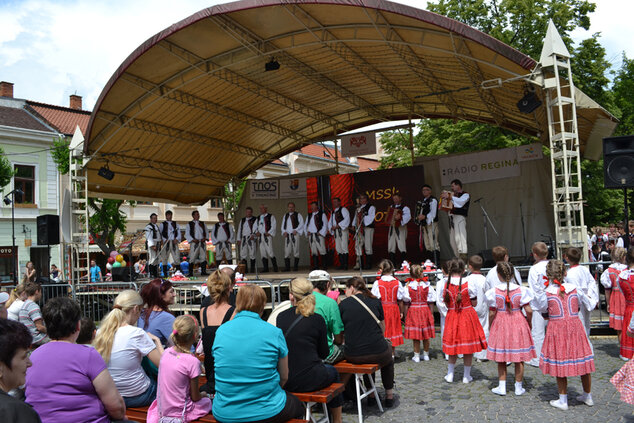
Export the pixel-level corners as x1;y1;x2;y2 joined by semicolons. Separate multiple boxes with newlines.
611;359;634;404
610;289;626;331
442;306;487;355
486;310;535;362
404;303;435;340
539;317;595;377
621;305;634;358
382;302;403;346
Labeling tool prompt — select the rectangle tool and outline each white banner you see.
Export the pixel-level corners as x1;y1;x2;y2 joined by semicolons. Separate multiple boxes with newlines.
516;143;544;162
438;146;520;186
341;131;377;157
249;179;279;199
279;177;307;199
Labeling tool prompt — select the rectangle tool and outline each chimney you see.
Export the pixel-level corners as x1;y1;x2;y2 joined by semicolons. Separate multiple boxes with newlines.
69;94;82;110
0;81;14;98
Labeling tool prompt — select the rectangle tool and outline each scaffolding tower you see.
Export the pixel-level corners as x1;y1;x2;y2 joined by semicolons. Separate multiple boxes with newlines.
67;127;90;285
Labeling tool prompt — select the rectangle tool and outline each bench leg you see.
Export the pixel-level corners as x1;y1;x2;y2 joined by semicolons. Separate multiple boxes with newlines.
355;374;363;423
366;374;384;412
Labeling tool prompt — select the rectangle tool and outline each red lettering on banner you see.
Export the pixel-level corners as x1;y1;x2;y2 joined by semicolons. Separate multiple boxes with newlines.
349;136;367;147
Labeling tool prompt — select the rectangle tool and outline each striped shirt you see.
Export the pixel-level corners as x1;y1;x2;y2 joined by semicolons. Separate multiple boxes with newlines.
18;299;46;344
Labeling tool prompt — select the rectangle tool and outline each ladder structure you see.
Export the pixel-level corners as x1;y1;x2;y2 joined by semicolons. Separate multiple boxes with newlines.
539;21;588;259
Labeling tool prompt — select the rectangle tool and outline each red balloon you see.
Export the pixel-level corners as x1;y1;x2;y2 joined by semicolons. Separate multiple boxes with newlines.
107;257;115;264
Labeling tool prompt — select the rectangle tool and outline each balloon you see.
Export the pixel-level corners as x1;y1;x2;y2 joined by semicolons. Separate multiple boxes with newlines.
106;263;113;270
110;251;118;258
116;254;123;263
112;261;122;268
107;257;115;264
121;260;127;267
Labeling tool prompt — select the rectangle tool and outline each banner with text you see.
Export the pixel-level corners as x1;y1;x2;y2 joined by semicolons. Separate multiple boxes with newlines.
516;143;544;162
249;179;279;199
438;146;521;186
279;177;307;199
341;131;377;157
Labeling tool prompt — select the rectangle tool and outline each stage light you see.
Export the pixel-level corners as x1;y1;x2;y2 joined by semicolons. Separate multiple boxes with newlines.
3;197;10;205
265;58;280;72
98;164;115;181
517;92;542;114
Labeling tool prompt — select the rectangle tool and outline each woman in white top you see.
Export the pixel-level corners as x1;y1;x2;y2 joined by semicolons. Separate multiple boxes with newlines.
94;290;164;407
6;284;27;321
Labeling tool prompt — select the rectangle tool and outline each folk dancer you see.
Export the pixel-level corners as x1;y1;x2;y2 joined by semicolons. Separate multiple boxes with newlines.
387;194;411;265
236;207;258;273
159;210;181;272
211;212;235;265
351;194;375;269
305;201;328;270
281;202;304;272
526;242;549;367
415;184;440;262
328;197;351;270
257;204;278;273
145;213;162;278
442;179;470;261
185;210;209;277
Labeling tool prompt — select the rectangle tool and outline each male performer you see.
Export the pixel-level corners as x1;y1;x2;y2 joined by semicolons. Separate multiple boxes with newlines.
526;241;549;367
145;213;161;278
281;202;304;272
304;201;328;270
387;193;411;265
236;207;258;273
185;210;209;277
442;179;470;261
351;194;376;269
416;184;440;261
328;197;350;270
159;210;181;271
211;212;235;265
258;204;278;273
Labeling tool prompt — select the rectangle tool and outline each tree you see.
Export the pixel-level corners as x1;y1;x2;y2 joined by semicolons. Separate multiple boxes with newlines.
0;146;15;190
613;55;634;137
223;179;246;221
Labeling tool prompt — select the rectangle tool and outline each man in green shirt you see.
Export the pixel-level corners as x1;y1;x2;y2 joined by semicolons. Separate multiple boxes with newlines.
308;270;344;355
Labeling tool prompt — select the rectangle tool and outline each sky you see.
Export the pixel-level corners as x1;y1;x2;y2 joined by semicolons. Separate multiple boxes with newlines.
0;0;632;112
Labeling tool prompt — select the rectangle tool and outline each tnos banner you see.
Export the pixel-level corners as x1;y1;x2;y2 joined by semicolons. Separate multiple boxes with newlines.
249;179;279;199
341;131;377;157
438;146;520;186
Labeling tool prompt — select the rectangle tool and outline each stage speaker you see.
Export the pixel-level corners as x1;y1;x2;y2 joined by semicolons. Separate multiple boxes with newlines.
479;249;495;268
37;214;60;245
517;92;542;114
112;266;137;282
604;136;634;188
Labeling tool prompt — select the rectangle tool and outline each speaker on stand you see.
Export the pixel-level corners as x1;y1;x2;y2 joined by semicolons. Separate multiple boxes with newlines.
37;214;60;280
603;136;634;249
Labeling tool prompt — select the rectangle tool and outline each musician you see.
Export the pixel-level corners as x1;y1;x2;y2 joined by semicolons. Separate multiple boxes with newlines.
145;213;162;278
159;210;181;271
281;202;304;272
328;197;351;270
304;201;328;270
351;194;376;269
257;204;278;273
415;185;440;261
441;179;470;261
387;194;411;264
236;207;258;273
185;210;209;277
211;212;235;265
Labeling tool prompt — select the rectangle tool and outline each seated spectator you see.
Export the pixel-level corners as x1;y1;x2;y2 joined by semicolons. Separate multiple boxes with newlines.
201;266;237;308
0;292;8;320
77;317;96;345
307;270;345;361
6;284;26;321
339;277;395;407
49;265;60;283
276;278;343;423
25;297;125;422
17;283;48;347
0;319;40;422
213;285;304;423
22;262;36;284
138;279;176;347
94;290;164;407
147;315;212;422
199;270;235;394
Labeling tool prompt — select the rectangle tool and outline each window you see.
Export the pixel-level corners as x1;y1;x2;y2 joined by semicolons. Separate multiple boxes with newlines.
14;165;35;204
209;198;222;208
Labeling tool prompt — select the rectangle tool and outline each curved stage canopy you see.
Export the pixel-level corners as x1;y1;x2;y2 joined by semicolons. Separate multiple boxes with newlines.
85;0;616;205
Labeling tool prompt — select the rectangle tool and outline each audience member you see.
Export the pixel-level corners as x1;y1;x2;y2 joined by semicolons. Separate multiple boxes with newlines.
138;279;176;347
77;317;97;345
22;261;36;284
6;284;26;321
201;266;237;308
90;260;103;283
307;270;345;363
0;292;8;319
17;282;48;347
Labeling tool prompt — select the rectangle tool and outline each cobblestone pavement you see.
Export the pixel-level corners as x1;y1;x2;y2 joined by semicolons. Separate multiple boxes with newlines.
335;336;634;423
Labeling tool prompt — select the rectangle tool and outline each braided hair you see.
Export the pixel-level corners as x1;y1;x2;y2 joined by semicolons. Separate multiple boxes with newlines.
545;259;566;297
444;259;466;305
496;261;515;308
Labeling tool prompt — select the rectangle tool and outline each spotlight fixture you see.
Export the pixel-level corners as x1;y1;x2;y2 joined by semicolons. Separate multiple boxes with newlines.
3;197;10;205
517;90;542;114
265;58;280;72
98;163;115;181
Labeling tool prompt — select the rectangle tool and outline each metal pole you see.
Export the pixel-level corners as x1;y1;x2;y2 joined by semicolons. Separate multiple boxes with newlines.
625;187;630;249
334;127;339;174
409;116;415;165
11;191;16;284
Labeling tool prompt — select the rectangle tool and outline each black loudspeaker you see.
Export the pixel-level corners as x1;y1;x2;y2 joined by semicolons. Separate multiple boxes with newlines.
112;266;137;282
604;136;634;188
37;214;60;245
517;92;542;114
479;249;495;268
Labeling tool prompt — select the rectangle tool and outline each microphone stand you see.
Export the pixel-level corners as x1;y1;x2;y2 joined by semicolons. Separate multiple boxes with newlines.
353;223;364;277
475;198;498;250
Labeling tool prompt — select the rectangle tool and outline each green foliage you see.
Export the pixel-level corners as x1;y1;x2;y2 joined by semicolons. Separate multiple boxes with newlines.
581;159;622;227
613;55;634;136
572;33;616;113
51;136;70;175
0;146;15;190
88;198;129;253
223;179;247;221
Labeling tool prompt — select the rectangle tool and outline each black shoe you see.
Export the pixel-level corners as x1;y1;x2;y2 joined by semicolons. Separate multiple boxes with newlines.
271;258;279;273
389;252;396;264
311;255;319;270
250;260;256;274
385;397;394;408
200;262;209;276
293;258;299;272
284;258;291;272
342;253;348;270
320;255;328;270
364;254;373;270
366;396;378;407
261;259;269;273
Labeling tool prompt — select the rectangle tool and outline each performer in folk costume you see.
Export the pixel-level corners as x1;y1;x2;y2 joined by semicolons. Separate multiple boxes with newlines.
351;194;376;270
403;264;436;362
611;313;634;404
563;247;600;336
442;258;487;384
591;228;608;252
526;242;550;367
304;201;329;270
185;210;209;277
441;179;470;261
436;261;450;361
371;259;407;356
328;197;350;270
485;246;523;292
386;194;411;265
159;210;181;272
211;212;235;265
415;184;440;261
600;247;628;341
145;213;162;278
619;248;634;360
257;204;278;273
539;260;595;411
465;255;489;362
485;262;535;396
236;207;258;273
281;202;304;272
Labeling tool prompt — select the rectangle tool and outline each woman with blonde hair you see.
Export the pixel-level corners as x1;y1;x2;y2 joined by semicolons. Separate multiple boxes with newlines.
276;278;343;423
94;289;164;408
6;283;27;321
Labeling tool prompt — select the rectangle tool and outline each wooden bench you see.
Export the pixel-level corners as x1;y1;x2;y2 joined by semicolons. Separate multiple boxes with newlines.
334;361;383;423
126;405;308;423
290;382;344;423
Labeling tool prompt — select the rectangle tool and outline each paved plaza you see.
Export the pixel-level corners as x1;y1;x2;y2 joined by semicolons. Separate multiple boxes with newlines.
338;336;633;422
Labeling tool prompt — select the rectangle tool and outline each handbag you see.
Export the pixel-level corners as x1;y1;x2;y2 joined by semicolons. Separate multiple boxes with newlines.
350;295;392;347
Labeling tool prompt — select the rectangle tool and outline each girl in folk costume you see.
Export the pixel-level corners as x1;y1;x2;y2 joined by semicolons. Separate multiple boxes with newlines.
485;262;535;396
539;260;595;411
619;248;634;360
600;247;628;342
442;259;487;384
611;313;634;404
371;259;407;356
435;261;450;360
403;264;436;362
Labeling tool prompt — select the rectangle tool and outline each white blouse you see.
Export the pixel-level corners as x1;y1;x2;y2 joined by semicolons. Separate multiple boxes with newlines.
484;283;534;308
